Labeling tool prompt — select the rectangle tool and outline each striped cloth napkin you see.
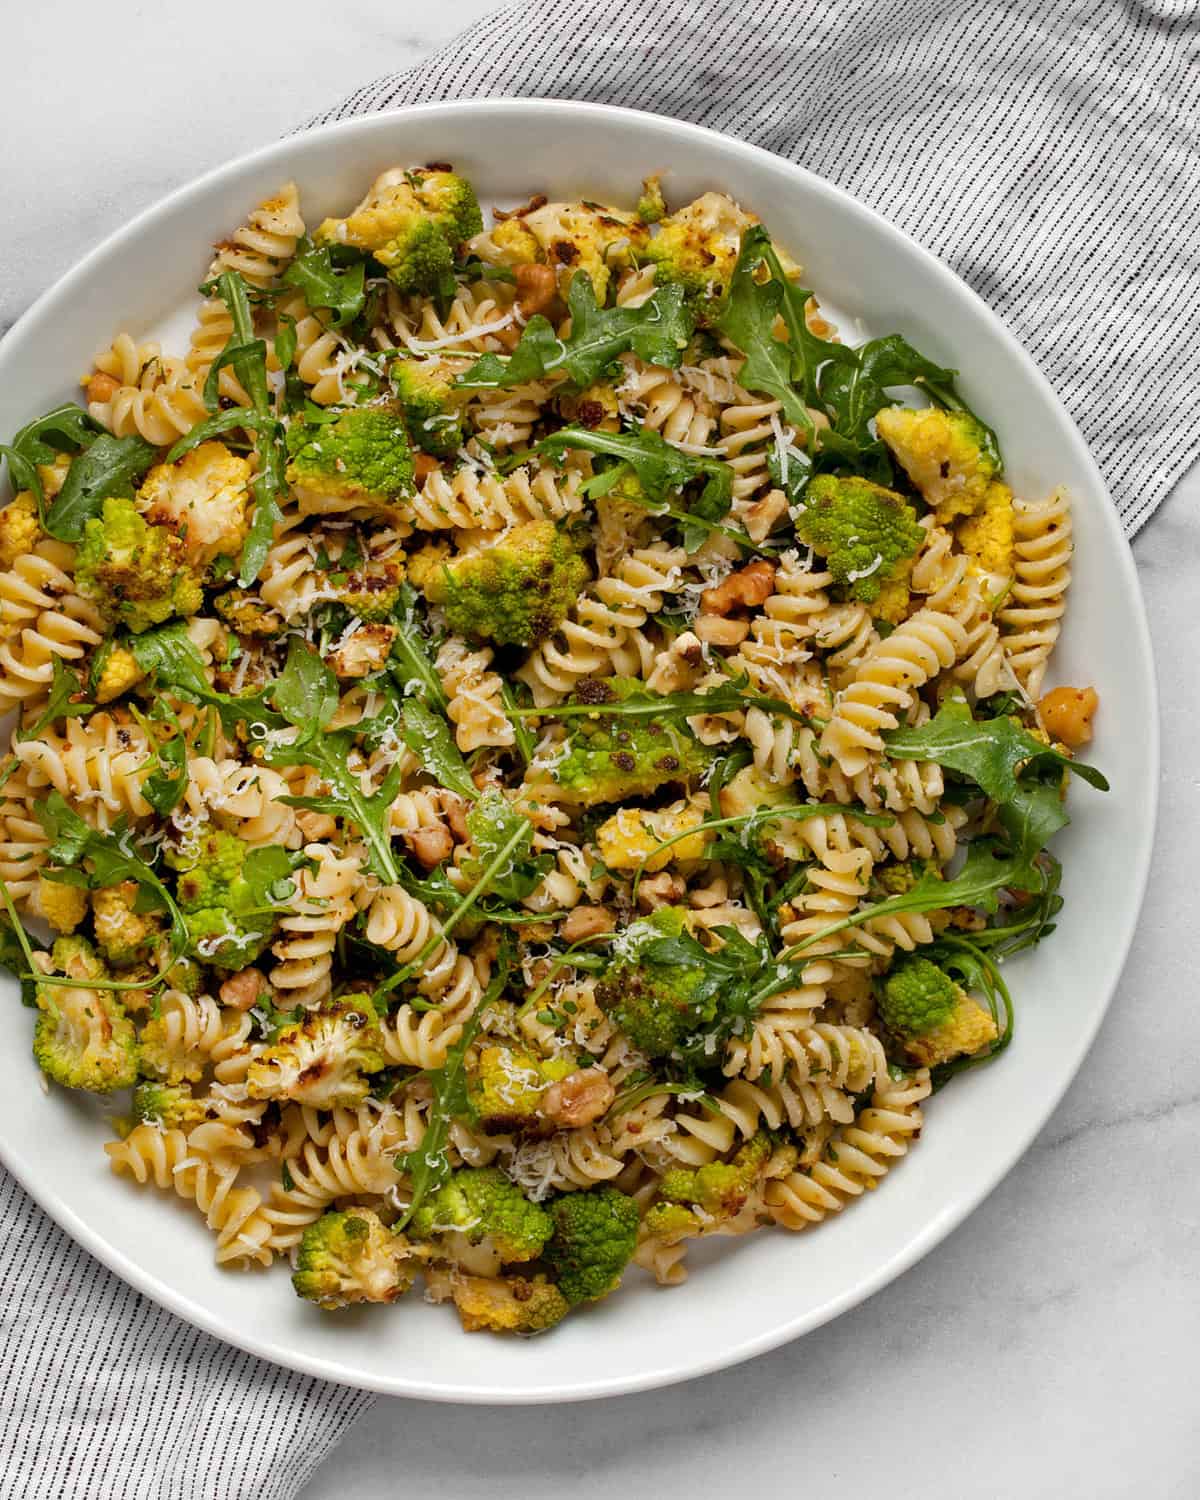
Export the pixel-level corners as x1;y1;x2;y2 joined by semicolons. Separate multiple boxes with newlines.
4;2;1197;1497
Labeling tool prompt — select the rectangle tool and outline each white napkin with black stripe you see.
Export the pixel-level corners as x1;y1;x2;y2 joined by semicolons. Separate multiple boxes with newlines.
5;2;1198;1497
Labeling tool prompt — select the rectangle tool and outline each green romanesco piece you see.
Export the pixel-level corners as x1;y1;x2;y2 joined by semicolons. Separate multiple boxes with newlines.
167;828;274;970
641;191;758;323
642;1201;700;1239
315;167;482;295
293;1209;420;1309
659;1131;774;1220
595;907;709;1059
636;175;667;225
131;1080;208;1129
32;936;138;1093
410;1167;555;1264
794;474;924;608
75;496;204;635
879;954;999;1069
411;519;588;649
544;1186;640;1305
870;858;937;898
285;405;414;516
245;1000;385;1110
390;356;467;456
548;686;714;805
467;1046;576;1134
874;405;999;521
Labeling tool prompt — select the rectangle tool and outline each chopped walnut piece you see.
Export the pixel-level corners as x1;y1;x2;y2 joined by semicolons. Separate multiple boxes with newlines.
219;967;270;1011
700;558;777;615
560;905;615;944
540;1068;615;1128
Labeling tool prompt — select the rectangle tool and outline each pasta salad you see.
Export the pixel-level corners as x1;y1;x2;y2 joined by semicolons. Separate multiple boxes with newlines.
0;165;1106;1334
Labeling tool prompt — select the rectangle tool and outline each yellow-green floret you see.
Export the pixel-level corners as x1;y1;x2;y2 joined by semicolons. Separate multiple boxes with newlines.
794;474;924;607
168;828;275;970
0;492;43;568
956;480;1015;580
131;1080;207;1129
75;496;203;634
595;907;710;1059
437;1270;569;1334
315;167;482;295
636;174;667;225
874;405;998;520
870;858;936;898
641;1200;700;1240
285;405;414;516
549;687;714;806
245;1000;385;1109
32;936;138;1093
522;200;649;303
92;881;162;966
658;1131;774;1220
413;519;588;649
390;356;466;456
543;1185;640;1305
467;1046;576;1134
212;590;285;637
409;1166;554;1264
879;954;999;1068
293;1209;420;1309
640;191;758;323
91;644;146;704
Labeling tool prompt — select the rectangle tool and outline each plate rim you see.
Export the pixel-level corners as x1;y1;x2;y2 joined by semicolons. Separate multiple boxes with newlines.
0;96;1159;1403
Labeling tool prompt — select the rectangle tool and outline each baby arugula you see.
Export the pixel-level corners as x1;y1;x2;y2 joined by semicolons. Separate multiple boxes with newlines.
279;237;367;328
456;273;693;392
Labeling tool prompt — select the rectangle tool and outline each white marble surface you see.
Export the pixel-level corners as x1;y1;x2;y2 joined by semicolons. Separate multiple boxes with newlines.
3;3;1198;1496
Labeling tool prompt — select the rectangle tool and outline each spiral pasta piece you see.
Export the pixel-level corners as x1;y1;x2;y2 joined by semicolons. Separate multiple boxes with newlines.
999;488;1072;696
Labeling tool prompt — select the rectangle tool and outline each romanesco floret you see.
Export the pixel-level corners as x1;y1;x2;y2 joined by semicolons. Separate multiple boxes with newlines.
546;683;714;806
332;559;405;623
410;1166;554;1265
293;1209;421;1309
595;908;709;1059
595;801;710;873
91;643;146;704
246;1000;385;1109
285;405;414;517
411;519;588;649
138;441;251;569
874;405;999;521
0;492;43;568
641;1201;700;1240
433;1269;569;1334
636;174;667;225
794;474;924;610
92;881;162;965
521;200;649;302
870;858;936;898
168;828;274;969
641;191;758;323
879;954;999;1068
467;1047;576;1134
956;480;1015;581
132;1080;207;1129
30;875;87;933
658;1131;774;1220
75;497;203;634
486;216;542;267
32;936;138;1093
315;166;482;295
390;356;467;456
543;1185;640;1304
212;590;285;637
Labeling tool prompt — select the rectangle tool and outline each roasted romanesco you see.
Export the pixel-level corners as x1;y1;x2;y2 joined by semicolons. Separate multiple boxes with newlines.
467;1047;576;1134
875;404;999;520
390;356;467;456
430;1269;569;1334
32;936;138;1093
138;441;251;569
92;881;162;965
521;200;649;303
595;907;710;1058
410;519;588;649
543;1185;640;1305
641;191;758;323
956;480;1015;581
293;1209;422;1309
409;1166;554;1267
285;405;414;517
879;954;999;1068
75;496;203;634
794;474;924;614
246;1001;385;1109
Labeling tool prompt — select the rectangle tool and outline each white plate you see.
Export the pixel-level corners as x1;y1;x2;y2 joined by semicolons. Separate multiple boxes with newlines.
0;99;1156;1403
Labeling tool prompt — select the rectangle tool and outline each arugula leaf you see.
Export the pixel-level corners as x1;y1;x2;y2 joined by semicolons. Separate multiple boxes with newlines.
0;880;44;1007
138;707;189;816
17;658;93;741
45;432;159;541
500;681;536;768
0;403;99;509
127;623;223;700
457;274;694;392
393;949;511;1228
389;584;448;711
399;698;478;801
882;693;1109;802
458;792;549;904
509;673;818;728
924;937;1014;1089
280;236;366;328
715;227;822;440
269;635;339;735
819;333;958;448
273;314;298;374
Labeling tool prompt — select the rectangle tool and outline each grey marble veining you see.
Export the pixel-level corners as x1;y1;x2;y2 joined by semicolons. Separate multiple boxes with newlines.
3;3;1197;1496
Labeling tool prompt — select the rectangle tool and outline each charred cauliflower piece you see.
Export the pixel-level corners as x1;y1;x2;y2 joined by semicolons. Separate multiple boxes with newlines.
641;191;759;323
293;1209;422;1309
245;1000;385;1109
75;496;203;635
875;405;999;521
138;441;251;569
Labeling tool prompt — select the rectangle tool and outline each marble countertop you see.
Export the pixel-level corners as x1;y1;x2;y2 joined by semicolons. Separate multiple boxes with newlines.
3;3;1197;1496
